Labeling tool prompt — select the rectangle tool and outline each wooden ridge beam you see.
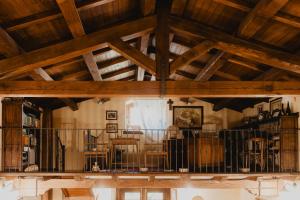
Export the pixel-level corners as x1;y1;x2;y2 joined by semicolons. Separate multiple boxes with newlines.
0;15;156;79
169;16;300;75
56;0;102;81
214;0;300;29
3;0;115;32
0;81;300;97
170;40;215;74
108;38;156;75
238;0;289;38
195;51;225;81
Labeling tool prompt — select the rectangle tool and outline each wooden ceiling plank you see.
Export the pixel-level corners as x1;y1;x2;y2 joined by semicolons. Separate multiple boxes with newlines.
4;0;115;32
169;16;300;75
1;81;300;97
171;0;188;16
214;0;300;29
238;0;289;39
62;70;89;81
170;40;215;74
195;51;225;81
108;38;156;75
56;0;102;81
140;0;156;16
0;16;156;79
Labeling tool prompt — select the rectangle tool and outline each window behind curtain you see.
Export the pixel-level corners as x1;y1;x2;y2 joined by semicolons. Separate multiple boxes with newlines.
125;99;167;130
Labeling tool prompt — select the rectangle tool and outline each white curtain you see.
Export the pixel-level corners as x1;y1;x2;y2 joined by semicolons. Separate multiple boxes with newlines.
125;99;167;130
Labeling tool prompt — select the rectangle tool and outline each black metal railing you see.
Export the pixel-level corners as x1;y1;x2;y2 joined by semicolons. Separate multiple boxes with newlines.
0;127;298;173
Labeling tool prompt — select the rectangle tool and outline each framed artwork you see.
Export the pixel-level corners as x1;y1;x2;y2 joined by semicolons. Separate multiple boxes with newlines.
106;123;118;133
269;98;282;113
173;106;203;129
106;110;118;120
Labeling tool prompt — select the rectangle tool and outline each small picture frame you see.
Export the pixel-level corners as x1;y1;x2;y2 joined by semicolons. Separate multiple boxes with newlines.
269;98;282;113
106;123;118;133
106;110;118;120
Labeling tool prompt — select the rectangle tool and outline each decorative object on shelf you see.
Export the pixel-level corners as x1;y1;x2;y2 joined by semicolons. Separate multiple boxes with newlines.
271;109;281;118
281;103;286;116
106;110;118;120
106;123;118;133
286;102;291;115
257;112;264;121
257;104;263;114
270;98;282;114
173;106;203;129
92;162;100;172
167;99;174;111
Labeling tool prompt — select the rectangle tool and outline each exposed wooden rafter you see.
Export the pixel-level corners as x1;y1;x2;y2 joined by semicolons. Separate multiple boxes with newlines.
137;0;156;81
56;0;102;81
0;27;78;111
0;16;156;79
195;51;225;81
108;38;156;75
169;16;300;75
214;0;300;29
238;0;289;38
3;0;115;32
1;81;300;97
170;40;215;74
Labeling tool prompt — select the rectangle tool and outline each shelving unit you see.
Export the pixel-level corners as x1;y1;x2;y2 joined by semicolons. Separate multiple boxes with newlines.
2;98;42;171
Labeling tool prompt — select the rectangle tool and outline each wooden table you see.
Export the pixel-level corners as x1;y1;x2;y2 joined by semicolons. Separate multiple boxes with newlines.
110;138;140;168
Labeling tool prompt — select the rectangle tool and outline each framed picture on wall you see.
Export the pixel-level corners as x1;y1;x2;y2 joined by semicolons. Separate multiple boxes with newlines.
270;98;282;113
106;110;118;120
173;106;203;129
106;123;118;133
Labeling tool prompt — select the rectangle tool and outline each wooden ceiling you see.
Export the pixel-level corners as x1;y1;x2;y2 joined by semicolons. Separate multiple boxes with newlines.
1;0;300;111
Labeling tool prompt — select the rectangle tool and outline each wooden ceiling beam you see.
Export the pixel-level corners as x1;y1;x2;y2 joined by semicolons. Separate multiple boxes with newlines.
136;0;156;81
108;38;156;75
169;16;300;75
195;51;225;81
170;40;215;74
98;56;127;69
214;0;300;29
214;67;284;111
56;0;102;81
0;15;156;79
1;81;300;97
30;68;79;111
0;26;78;111
238;0;289;39
3;0;115;32
101;65;137;79
156;0;171;95
227;57;263;72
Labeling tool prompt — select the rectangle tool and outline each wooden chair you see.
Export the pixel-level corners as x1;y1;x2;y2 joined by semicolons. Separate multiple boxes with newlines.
84;143;109;171
247;137;266;170
144;141;169;169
